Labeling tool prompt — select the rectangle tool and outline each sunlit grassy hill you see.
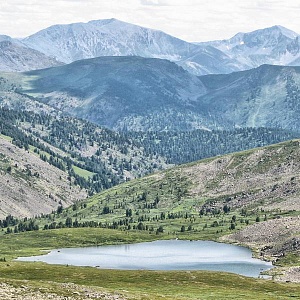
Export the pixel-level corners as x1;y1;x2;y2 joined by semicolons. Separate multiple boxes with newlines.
14;139;298;266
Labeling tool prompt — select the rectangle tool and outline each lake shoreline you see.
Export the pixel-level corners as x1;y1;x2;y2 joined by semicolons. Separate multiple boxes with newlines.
16;239;273;278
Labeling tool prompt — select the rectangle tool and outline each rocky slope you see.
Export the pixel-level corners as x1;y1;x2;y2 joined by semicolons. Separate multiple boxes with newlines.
222;216;300;282
185;140;300;213
0;135;86;218
0;282;125;300
0;36;62;72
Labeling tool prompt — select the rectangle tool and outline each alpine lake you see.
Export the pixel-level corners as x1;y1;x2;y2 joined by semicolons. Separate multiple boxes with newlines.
17;239;273;278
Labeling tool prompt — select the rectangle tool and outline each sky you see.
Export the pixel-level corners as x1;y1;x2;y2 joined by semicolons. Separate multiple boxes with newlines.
0;0;300;42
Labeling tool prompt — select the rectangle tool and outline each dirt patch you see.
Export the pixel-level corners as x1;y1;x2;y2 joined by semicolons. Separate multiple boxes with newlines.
221;216;300;282
0;282;126;300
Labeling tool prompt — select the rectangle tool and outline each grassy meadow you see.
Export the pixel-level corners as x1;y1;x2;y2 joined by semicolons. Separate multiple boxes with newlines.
0;228;299;299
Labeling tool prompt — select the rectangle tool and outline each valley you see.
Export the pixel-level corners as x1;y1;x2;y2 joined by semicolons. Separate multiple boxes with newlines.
0;17;300;299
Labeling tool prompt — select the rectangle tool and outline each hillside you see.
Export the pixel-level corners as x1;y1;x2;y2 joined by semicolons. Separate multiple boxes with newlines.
1;83;299;219
64;139;300;220
199;64;300;130
0;134;86;218
0;107;169;218
128;128;300;164
19;56;208;131
10;139;298;269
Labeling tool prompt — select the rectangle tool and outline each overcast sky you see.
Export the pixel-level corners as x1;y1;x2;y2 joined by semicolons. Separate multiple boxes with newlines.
1;0;300;42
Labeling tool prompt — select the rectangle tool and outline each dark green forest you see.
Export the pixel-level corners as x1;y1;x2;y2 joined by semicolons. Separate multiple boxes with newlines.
0;107;299;197
129;128;300;164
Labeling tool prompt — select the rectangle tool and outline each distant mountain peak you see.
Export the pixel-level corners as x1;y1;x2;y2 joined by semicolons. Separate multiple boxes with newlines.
231;25;298;44
19;19;250;75
0;35;14;42
268;25;299;39
88;18;122;26
2;20;300;74
0;38;62;72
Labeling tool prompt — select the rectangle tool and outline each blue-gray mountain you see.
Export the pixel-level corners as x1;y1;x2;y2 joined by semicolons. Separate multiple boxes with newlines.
2;19;300;74
21;18;239;76
17;56;300;131
199;25;300;70
18;21;300;74
0;35;62;72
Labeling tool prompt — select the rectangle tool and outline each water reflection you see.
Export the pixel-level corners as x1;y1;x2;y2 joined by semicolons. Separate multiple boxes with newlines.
17;240;273;278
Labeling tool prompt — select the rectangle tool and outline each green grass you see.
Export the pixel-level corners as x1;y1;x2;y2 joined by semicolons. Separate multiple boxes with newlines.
275;253;300;267
72;165;95;179
48;170;280;241
1;138;300;298
0;262;299;299
0;227;299;299
0;228;160;260
0;133;12;142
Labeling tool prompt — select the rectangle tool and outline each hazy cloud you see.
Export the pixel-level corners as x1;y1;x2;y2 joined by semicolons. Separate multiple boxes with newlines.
0;0;299;41
140;0;169;6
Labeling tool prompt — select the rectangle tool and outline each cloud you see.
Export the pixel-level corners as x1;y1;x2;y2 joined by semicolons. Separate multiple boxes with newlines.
140;0;169;6
0;0;300;42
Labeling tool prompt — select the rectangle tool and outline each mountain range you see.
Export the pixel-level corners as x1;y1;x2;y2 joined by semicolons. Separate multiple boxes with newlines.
1;18;300;211
199;25;300;69
2;19;300;75
8;57;300;132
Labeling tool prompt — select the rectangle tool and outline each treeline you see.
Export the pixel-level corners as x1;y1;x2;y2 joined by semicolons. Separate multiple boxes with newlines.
0;215;39;234
0;213;165;235
128;128;300;164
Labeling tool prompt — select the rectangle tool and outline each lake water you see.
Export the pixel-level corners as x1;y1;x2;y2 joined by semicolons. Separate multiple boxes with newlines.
17;240;273;277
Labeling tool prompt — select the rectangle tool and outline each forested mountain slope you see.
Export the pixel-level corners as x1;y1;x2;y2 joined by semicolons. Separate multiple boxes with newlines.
129;128;299;164
1;105;298;218
0;108;168;217
14;58;300;132
55;139;300;227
